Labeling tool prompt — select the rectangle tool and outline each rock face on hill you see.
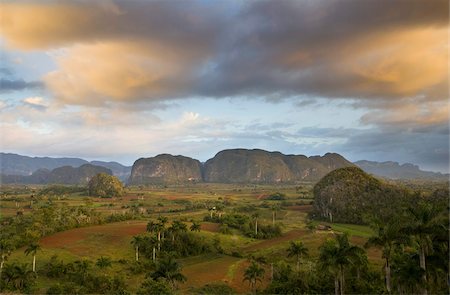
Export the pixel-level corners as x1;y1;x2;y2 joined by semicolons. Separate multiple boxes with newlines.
203;149;354;183
129;154;202;185
354;160;448;180
0;164;112;185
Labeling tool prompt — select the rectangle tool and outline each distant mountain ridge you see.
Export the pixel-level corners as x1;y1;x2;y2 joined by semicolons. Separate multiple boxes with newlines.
0;153;131;181
354;160;449;180
0;164;112;185
129;149;355;184
202;149;353;183
1;152;447;185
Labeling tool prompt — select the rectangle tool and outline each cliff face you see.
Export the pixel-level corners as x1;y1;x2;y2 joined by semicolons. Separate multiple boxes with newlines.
203;149;354;183
129;154;203;185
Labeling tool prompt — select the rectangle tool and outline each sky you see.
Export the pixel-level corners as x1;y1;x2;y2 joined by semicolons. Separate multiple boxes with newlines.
0;0;448;173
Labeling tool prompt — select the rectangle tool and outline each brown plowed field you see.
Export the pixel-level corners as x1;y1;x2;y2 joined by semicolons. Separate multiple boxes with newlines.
40;221;147;249
200;222;220;232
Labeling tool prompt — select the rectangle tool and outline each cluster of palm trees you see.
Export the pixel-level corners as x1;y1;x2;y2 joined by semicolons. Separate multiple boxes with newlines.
365;201;447;295
0;242;41;292
131;217;202;263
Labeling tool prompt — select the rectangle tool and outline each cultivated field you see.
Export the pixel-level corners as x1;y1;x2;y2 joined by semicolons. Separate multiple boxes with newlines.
1;183;382;293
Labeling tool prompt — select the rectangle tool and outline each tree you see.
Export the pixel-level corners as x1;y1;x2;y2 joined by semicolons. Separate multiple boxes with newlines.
252;212;260;236
88;173;124;198
131;235;145;262
271;204;280;225
243;261;265;294
157;216;169;240
0;239;12;275
319;234;363;295
366;219;407;293
24;243;41;272
287;240;308;271
404;201;445;295
137;278;173;295
3;263;36;292
169;220;187;243
190;221;201;232
96;256;112;270
150;256;186;289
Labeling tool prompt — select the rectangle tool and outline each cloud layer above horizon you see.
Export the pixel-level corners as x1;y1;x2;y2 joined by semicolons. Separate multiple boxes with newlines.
0;0;448;172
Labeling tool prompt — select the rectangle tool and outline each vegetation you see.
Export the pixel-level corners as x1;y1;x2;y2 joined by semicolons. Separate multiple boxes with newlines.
0;177;447;294
88;173;124;198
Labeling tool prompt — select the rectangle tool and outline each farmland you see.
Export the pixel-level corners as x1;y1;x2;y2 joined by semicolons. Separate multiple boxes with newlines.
0;180;447;294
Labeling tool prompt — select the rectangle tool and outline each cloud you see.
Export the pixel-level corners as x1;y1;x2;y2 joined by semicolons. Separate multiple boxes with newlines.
22;96;49;110
0;79;43;93
0;0;447;172
0;0;447;105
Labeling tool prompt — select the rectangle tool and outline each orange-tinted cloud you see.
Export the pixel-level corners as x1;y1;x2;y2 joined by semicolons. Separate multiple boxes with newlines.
0;0;447;106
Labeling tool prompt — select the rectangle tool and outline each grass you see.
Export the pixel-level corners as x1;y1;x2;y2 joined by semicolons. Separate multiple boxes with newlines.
1;182;383;293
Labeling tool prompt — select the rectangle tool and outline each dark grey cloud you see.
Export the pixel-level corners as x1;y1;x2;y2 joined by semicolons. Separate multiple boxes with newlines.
0;79;43;93
198;0;448;101
1;0;447;102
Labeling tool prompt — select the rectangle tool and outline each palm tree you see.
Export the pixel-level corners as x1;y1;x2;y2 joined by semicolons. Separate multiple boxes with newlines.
271;204;280;225
169;220;187;243
147;220;164;251
24;243;41;272
319;234;363;295
404;201;445;295
0;239;12;276
287;240;308;271
252;212;260;236
366;220;406;293
131;235;144;261
392;253;425;294
243;261;265;294
5;263;35;291
151;256;186;289
190;221;201;232
96;256;112;269
157;216;169;240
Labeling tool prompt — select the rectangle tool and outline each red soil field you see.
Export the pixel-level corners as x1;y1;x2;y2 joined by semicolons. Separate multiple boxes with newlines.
40;221;147;249
200;222;220;233
286;205;313;212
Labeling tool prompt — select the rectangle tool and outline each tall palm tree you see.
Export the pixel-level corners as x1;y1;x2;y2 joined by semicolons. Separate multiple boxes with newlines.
0;239;12;276
366;220;406;293
131;235;144;261
243;261;265;294
151;256;186;289
319;234;362;295
157;216;169;240
24;243;41;272
287;240;308;271
252;212;260;236
169;220;187;243
271;204;280;225
405;201;445;295
147;220;164;251
392;253;425;294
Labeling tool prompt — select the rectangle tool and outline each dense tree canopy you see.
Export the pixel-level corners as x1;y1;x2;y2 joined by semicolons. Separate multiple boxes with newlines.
87;173;124;198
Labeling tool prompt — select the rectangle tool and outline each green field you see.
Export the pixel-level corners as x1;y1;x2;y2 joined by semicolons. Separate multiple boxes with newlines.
0;183;387;294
